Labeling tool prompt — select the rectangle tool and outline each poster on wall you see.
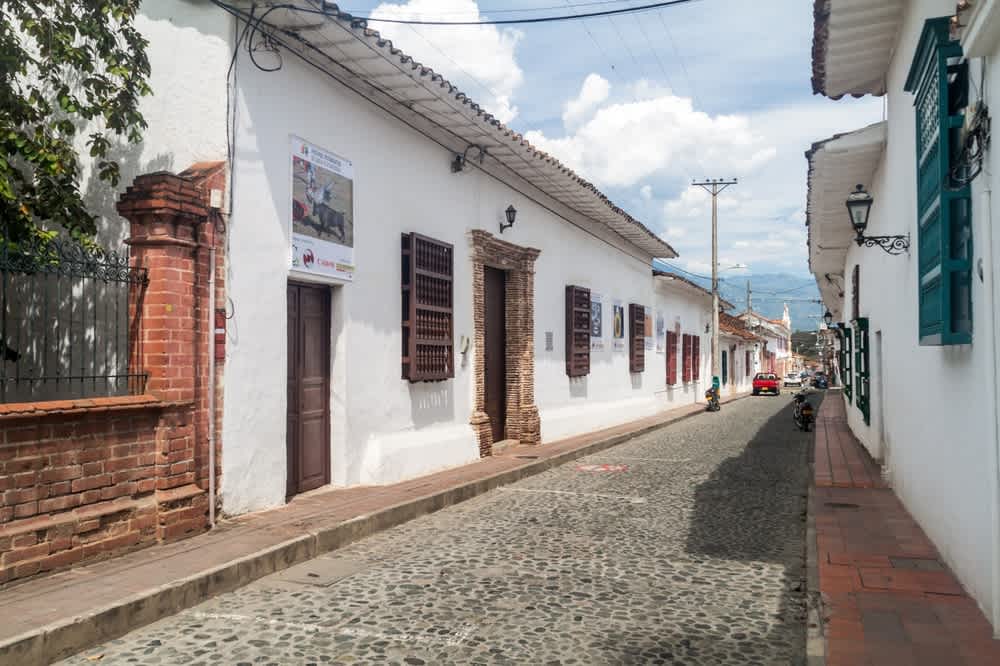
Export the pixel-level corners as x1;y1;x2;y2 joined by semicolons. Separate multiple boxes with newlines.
590;292;604;351
644;310;654;351
289;136;355;281
655;312;665;353
612;300;625;352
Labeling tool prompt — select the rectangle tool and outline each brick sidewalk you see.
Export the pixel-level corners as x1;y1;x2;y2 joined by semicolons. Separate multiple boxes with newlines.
0;393;746;665
813;395;1000;665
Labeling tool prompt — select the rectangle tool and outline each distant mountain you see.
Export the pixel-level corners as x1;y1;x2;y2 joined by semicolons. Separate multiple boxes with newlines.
654;264;822;331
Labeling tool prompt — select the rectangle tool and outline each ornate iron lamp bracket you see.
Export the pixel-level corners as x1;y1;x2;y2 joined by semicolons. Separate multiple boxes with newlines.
855;233;910;256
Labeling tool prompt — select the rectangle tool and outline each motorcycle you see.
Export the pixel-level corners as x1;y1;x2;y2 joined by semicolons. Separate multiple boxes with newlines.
705;386;721;412
792;391;815;431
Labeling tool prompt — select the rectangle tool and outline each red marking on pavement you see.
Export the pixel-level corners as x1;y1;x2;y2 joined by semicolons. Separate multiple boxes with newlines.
576;463;628;473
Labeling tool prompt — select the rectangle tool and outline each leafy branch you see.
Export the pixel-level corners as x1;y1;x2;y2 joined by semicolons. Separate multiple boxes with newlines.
0;1;151;243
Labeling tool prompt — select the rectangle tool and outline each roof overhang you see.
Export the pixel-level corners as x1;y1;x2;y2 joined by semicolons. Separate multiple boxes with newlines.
222;1;677;259
653;271;734;310
811;0;905;98
805;121;886;319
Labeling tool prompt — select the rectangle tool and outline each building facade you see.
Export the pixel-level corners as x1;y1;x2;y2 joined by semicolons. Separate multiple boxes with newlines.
808;0;1000;631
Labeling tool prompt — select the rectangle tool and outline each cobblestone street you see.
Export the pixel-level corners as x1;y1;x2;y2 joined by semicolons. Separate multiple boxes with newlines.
60;395;811;665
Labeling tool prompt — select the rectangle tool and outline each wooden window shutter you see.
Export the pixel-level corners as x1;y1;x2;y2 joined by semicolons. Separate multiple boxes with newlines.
401;233;454;382
628;304;644;373
681;334;691;383
692;336;700;381
665;331;677;386
905;18;973;345
565;285;591;377
745;349;751;378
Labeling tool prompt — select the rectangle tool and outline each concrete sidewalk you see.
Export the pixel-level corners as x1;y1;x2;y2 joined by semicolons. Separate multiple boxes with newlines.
810;396;1000;666
0;392;746;665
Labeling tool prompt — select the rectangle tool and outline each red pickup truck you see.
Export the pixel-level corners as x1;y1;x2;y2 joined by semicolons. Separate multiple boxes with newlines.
752;372;781;396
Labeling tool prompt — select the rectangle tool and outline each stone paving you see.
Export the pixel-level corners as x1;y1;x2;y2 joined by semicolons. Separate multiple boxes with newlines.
59;395;811;665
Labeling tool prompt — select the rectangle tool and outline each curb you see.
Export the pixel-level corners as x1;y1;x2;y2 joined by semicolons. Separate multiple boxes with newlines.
0;394;749;666
806;483;826;665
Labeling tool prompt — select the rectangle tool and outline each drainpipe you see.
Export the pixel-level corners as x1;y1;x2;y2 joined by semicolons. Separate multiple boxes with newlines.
983;187;1000;637
207;241;217;529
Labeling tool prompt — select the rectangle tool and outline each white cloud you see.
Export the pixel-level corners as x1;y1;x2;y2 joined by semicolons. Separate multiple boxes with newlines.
640;184;653;201
370;0;524;123
662;226;686;239
524;78;776;189
562;74;610;130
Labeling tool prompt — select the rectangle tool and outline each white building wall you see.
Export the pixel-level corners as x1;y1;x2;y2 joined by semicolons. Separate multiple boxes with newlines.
832;0;998;625
84;1;232;245
221;51;678;514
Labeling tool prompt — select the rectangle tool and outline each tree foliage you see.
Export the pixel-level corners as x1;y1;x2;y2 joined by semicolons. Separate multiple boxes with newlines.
0;1;151;243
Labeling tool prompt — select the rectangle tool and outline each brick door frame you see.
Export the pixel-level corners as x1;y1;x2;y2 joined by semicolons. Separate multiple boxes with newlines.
469;230;540;456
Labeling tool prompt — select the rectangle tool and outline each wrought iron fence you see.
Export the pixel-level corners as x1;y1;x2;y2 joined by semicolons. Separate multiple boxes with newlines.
1;224;148;403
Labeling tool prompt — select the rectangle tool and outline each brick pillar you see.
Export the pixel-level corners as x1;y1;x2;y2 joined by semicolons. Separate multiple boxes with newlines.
118;172;210;540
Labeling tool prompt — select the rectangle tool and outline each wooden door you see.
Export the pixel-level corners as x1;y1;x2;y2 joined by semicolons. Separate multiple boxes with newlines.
286;283;331;498
483;266;506;443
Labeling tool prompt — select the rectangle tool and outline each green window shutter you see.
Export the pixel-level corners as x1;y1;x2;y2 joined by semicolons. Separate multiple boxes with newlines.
905;17;973;346
854;318;871;425
843;326;853;403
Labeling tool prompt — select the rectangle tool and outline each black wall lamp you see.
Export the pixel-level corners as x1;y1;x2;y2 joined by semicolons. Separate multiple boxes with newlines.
500;205;517;234
824;310;834;326
451;144;486;173
846;184;910;255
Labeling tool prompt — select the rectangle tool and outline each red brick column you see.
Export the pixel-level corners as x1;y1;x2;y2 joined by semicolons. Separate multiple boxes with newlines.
118;173;210;539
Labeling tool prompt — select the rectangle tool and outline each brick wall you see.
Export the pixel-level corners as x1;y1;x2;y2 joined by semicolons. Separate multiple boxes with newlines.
0;165;224;587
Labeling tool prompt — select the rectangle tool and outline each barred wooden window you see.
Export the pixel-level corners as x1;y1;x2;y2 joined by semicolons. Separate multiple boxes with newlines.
692;336;700;381
665;330;677;386
681;334;692;383
565;285;591;377
745;349;751;378
401;233;454;381
905;17;972;345
628;304;644;373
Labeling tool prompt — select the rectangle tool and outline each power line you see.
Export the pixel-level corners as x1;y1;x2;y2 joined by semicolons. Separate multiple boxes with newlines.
347;0;701;26
346;0;644;17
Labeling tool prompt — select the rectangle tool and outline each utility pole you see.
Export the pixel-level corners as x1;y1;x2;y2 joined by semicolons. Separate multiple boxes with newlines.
745;279;751;318
692;178;738;387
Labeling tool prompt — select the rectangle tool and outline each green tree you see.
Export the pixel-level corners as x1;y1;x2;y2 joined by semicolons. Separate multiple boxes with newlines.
0;1;151;244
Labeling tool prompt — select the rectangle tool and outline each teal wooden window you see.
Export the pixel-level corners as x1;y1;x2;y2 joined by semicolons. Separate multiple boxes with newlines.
904;18;973;346
853;318;871;425
842;326;853;403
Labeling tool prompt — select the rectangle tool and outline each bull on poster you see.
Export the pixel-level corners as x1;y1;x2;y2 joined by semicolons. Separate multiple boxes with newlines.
612;300;625;352
289;136;355;281
590;292;604;351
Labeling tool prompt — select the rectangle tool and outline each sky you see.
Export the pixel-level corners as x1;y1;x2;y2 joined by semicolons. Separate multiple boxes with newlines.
344;0;884;277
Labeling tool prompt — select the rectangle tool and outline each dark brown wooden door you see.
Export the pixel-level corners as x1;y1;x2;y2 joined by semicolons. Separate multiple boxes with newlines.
483;266;506;443
286;283;331;498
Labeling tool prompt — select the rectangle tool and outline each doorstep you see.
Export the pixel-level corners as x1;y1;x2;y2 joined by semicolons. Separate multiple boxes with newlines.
0;392;748;666
809;396;1000;666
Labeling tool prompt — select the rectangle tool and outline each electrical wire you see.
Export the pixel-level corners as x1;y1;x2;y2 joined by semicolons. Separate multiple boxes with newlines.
345;0;644;17
345;0;701;26
209;0;662;268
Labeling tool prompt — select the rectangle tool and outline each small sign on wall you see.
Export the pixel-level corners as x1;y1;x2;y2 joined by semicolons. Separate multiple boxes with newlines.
612;300;625;352
590;292;604;351
545;331;554;352
289;135;355;281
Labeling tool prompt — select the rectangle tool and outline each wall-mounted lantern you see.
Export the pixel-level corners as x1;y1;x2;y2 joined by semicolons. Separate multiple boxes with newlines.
500;205;516;234
823;310;834;326
846;184;909;255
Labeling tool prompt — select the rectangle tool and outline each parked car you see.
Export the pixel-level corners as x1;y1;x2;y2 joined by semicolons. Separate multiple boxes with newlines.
784;373;803;388
813;373;829;389
752;372;781;396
